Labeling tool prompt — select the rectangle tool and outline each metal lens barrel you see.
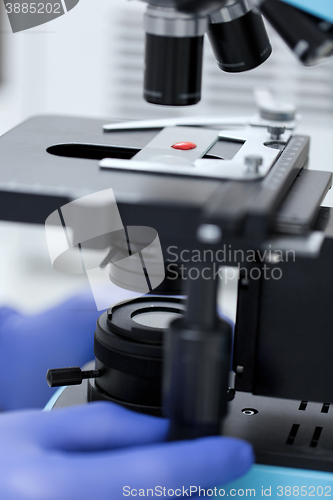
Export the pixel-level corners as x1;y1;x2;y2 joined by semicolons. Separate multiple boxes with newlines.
144;33;204;106
143;6;207;106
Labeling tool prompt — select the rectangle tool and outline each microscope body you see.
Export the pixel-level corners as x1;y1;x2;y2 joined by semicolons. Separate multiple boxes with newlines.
1;0;333;493
1;112;330;480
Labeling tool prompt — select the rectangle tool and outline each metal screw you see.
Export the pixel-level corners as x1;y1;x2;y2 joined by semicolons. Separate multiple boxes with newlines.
268;125;285;140
240;278;250;288
245;155;263;174
266;251;282;264
197;224;222;244
242;408;258;415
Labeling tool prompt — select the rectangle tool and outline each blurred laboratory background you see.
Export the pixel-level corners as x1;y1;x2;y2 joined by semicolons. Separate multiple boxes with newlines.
0;0;332;319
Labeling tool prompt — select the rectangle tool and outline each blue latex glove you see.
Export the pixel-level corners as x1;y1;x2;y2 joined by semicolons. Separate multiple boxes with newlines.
0;402;253;499
0;289;234;412
0;289;132;411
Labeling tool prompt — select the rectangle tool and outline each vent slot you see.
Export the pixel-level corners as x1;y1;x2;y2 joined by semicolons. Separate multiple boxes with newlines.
286;424;300;445
298;401;308;411
321;403;330;414
310;427;323;448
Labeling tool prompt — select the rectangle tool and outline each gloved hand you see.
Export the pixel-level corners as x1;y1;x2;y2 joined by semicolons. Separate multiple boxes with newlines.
0;402;254;500
0;288;134;411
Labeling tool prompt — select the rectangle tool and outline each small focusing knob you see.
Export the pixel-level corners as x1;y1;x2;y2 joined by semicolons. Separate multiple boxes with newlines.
46;367;100;388
267;125;285;140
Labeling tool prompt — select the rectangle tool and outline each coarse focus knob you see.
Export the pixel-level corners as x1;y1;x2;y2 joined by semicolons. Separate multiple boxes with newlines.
268;125;285;140
245;155;263;174
46;367;100;387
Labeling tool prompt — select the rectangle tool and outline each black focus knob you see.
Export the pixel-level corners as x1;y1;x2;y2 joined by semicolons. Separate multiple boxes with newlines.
46;367;100;388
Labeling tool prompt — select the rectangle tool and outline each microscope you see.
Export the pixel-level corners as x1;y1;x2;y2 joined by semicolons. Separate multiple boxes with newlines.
1;0;333;493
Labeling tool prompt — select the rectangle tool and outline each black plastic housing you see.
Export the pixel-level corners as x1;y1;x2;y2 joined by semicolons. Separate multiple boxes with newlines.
164;317;232;440
89;297;184;416
234;207;333;404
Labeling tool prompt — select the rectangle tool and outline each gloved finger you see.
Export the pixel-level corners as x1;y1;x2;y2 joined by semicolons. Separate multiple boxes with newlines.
0;288;135;410
0;306;19;325
23;436;253;500
10;402;168;451
85;436;253;492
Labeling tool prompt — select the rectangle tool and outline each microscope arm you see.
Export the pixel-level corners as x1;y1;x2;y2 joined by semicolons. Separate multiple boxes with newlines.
281;0;333;23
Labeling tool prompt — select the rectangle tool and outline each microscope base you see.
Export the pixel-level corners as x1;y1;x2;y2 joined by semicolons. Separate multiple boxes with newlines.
46;372;333;476
45;382;333;497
